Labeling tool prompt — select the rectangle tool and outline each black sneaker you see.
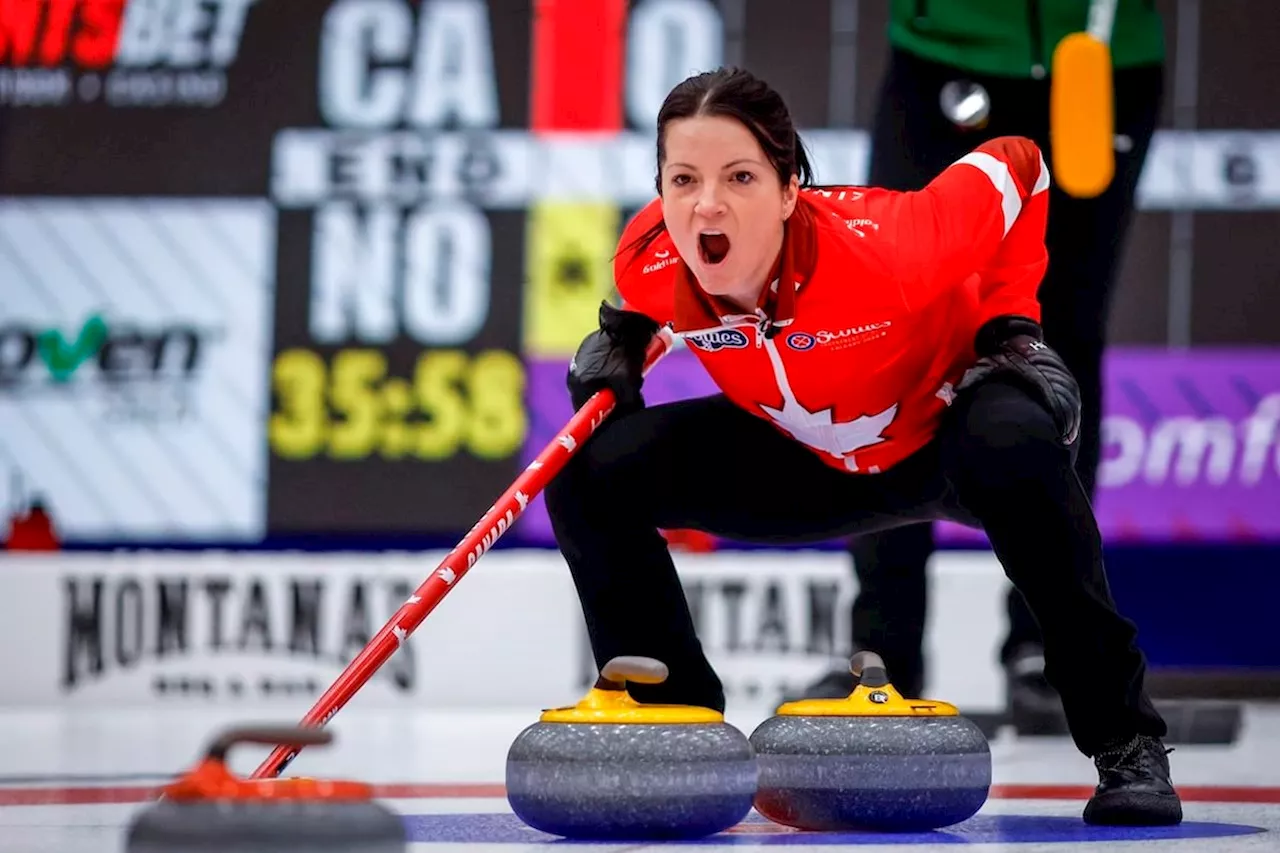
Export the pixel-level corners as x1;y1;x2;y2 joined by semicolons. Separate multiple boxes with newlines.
1084;734;1183;826
776;668;856;707
1005;644;1070;736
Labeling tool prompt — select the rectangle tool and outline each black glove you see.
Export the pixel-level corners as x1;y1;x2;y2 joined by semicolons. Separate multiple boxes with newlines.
567;301;660;412
957;315;1081;446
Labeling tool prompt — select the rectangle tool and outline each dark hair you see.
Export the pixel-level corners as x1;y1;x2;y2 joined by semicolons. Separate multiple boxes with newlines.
620;67;815;262
655;67;815;194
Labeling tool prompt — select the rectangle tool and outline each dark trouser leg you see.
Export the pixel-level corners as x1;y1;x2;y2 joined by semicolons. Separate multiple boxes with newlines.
547;399;733;711
546;394;950;712
1002;62;1165;661
940;378;1166;756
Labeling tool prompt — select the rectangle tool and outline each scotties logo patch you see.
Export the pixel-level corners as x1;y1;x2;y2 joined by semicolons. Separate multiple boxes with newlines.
685;329;750;352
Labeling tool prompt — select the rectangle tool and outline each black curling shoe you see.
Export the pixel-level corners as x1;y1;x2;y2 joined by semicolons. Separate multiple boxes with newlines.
1084;734;1183;826
1004;644;1069;736
779;668;856;705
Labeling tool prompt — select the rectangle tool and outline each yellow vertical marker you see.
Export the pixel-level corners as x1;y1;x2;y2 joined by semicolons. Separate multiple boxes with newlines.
1050;0;1118;198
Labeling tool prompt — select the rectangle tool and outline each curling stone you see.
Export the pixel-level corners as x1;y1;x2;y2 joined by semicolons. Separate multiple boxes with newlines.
751;651;991;832
505;656;757;840
126;726;405;853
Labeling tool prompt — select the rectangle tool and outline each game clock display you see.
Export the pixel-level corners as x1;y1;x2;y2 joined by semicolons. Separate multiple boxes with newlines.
268;347;526;463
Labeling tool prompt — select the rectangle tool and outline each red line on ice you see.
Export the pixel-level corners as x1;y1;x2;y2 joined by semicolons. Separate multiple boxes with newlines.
2;782;1279;807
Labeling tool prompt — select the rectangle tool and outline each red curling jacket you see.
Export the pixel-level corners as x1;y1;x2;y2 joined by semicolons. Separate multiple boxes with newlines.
613;136;1050;475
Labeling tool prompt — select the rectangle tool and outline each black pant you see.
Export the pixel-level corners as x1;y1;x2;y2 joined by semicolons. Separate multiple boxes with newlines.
546;378;1167;757
849;49;1166;696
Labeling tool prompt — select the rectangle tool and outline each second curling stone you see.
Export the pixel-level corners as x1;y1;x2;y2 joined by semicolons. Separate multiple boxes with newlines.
752;652;991;832
126;726;405;853
506;656;757;840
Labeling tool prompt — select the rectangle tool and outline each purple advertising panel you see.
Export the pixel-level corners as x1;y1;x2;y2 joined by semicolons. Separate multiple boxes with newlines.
520;347;1280;546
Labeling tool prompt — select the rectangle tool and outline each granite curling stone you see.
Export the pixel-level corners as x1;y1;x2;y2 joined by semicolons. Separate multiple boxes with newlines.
126;725;405;853
506;656;758;840
751;651;991;832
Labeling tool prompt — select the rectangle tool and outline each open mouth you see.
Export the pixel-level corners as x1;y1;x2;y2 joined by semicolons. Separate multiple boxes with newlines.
698;231;731;266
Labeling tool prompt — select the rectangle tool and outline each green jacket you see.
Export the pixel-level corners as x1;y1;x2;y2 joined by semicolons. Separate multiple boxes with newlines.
889;0;1165;78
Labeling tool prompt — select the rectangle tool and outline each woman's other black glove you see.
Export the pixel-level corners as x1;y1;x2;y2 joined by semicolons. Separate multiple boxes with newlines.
957;315;1082;446
567;301;660;412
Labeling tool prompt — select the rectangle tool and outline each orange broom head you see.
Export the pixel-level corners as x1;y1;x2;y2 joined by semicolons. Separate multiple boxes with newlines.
1050;32;1115;198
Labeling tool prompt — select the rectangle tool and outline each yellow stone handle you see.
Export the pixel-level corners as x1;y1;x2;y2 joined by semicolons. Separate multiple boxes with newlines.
540;656;723;723
776;650;961;717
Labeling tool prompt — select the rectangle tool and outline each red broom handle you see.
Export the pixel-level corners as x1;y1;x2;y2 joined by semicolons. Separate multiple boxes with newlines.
250;328;676;779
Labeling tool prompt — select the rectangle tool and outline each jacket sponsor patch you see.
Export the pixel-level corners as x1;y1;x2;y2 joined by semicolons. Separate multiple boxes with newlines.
685;328;750;352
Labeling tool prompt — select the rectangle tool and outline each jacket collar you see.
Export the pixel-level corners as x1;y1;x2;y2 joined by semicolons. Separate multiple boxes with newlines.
672;196;818;336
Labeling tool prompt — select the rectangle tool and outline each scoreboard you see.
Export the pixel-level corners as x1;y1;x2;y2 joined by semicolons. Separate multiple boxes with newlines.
2;0;1278;545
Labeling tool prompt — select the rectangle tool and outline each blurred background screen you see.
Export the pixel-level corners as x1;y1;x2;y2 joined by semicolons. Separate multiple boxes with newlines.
0;0;1276;713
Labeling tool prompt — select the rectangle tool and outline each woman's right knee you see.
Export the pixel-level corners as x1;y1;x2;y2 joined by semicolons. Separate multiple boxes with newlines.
942;378;1073;495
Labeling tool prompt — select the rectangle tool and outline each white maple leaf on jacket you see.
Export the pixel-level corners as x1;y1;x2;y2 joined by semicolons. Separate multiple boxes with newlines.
759;397;899;463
